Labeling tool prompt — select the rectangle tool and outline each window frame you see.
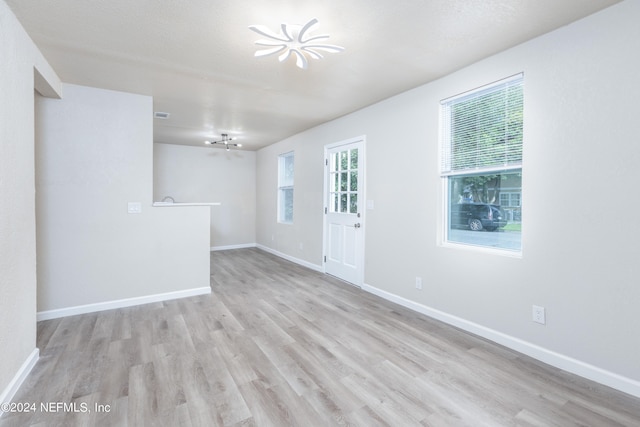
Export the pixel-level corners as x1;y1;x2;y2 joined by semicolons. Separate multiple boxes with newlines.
439;74;524;256
277;151;294;224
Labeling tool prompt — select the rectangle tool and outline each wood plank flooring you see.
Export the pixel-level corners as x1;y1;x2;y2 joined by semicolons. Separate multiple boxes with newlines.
2;248;640;426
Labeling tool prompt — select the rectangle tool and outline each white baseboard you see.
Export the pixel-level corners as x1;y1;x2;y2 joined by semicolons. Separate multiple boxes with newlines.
0;348;39;414
362;283;640;399
256;244;323;273
210;243;257;251
36;287;211;321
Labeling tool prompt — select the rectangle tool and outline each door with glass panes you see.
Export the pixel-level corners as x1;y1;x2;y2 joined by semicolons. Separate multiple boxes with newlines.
324;138;364;286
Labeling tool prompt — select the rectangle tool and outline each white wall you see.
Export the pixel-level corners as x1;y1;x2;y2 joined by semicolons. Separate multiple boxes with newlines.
256;0;640;396
35;84;211;314
153;143;256;249
257;137;325;265
0;0;61;402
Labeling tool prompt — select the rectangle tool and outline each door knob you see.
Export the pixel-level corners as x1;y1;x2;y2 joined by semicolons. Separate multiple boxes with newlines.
354;223;361;228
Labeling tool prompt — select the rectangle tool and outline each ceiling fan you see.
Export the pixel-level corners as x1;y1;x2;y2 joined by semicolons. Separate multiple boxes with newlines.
204;134;242;151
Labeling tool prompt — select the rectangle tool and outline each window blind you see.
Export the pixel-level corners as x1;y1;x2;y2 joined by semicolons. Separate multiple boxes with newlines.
441;74;523;175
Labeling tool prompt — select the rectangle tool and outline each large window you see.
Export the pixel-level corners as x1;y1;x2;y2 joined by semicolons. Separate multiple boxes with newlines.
278;151;294;223
440;74;523;252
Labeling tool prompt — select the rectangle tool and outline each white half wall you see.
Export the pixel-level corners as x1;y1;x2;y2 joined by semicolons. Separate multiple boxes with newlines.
0;0;61;404
35;84;211;313
255;0;640;396
153;143;256;249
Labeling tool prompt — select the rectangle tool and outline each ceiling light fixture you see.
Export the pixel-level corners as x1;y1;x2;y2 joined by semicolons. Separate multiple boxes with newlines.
205;134;242;151
249;18;344;70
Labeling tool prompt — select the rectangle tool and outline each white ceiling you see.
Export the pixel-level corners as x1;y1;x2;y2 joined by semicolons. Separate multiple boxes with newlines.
7;0;620;150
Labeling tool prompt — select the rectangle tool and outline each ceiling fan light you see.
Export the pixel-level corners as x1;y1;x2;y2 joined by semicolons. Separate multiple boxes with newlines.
249;18;343;69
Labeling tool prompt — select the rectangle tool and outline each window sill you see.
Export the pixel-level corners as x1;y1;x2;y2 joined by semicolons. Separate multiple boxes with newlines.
440;241;522;258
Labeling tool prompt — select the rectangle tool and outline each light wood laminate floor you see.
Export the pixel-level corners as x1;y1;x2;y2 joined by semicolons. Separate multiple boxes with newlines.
2;248;640;426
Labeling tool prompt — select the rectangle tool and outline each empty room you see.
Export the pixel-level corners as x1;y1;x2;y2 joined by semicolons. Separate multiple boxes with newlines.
2;0;640;425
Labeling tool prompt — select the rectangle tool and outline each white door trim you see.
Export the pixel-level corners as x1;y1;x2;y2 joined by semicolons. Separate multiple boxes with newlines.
322;135;366;287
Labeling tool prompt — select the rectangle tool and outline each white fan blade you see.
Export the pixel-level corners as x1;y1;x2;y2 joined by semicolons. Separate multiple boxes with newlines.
278;50;292;63
255;46;287;57
290;49;308;69
301;48;323;60
305;44;344;53
300;34;330;43
281;23;295;42
298;18;319;43
255;39;287;47
248;25;289;42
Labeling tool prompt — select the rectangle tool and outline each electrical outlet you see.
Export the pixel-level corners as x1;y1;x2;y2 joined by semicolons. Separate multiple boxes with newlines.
532;305;546;325
127;202;141;214
415;277;423;290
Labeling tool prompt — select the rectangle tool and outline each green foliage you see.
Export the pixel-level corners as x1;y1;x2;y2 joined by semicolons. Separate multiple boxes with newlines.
451;171;522;205
502;223;522;232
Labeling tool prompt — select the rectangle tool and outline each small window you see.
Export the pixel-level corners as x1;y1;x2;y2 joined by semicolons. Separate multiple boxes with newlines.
440;74;523;252
278;152;294;223
329;148;359;214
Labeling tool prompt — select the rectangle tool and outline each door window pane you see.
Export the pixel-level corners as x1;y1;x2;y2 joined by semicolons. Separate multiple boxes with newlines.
350;171;358;191
329;147;360;214
350;194;358;213
350;149;358;169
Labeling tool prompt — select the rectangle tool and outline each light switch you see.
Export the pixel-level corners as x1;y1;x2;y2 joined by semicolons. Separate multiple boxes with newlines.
367;200;375;210
127;202;142;214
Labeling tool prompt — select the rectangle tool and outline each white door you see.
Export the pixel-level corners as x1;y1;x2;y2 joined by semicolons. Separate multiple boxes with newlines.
324;138;364;286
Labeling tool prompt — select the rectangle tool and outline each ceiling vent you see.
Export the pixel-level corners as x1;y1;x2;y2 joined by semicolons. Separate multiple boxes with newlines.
154;112;170;119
